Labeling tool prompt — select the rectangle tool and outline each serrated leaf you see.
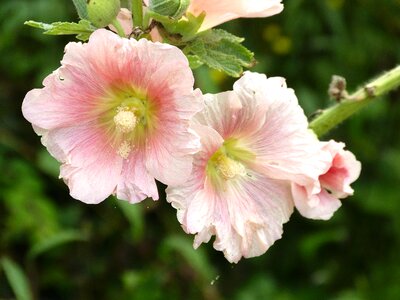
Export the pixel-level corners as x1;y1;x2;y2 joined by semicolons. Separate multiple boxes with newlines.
72;0;88;19
28;230;88;259
187;54;204;69
147;11;205;41
24;20;95;41
1;257;33;300
203;28;244;43
185;29;255;77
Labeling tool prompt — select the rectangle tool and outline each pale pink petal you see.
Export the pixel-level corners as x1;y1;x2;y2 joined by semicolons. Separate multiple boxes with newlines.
319;140;361;198
195;91;267;139
170;169;293;263
292;140;361;220
166;123;224;224
292;184;341;220
188;0;284;31
43;122;123;204
116;149;159;203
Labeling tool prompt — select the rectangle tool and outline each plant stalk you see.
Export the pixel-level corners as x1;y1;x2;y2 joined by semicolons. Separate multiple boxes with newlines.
309;65;400;137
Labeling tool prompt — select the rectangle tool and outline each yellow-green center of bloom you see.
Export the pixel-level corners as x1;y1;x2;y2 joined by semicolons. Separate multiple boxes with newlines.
206;138;255;188
96;86;157;159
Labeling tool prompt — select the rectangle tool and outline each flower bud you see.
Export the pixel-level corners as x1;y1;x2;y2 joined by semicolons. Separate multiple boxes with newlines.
87;0;121;27
149;0;190;19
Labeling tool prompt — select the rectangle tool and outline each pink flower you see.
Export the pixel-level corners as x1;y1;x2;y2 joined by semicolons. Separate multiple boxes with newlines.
22;29;202;204
167;72;330;263
292;140;361;220
187;0;284;31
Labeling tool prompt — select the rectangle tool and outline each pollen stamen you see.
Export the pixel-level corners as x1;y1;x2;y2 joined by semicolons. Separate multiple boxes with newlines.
216;155;246;180
114;108;137;133
117;140;132;159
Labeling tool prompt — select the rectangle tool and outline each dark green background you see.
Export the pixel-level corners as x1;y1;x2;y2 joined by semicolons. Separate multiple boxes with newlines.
1;0;400;299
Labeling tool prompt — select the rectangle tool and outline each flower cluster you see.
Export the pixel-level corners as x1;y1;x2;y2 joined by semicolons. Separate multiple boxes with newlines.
22;0;361;262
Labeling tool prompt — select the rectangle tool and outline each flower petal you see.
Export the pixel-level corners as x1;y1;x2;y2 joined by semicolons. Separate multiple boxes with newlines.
43;122;123;204
319;140;361;198
292;184;342;220
188;0;284;31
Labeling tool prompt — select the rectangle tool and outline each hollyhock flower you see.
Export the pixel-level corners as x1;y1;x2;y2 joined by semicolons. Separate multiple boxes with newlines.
167;72;331;263
22;29;202;204
187;0;284;31
292;140;361;220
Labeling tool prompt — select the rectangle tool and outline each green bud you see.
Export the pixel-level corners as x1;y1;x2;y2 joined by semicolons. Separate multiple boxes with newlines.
149;0;190;19
87;0;120;27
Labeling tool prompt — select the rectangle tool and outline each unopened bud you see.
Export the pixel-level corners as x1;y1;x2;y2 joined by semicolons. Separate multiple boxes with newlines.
87;0;120;27
149;0;190;19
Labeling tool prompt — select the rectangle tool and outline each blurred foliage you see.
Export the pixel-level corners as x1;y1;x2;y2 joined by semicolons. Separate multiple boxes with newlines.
1;0;400;299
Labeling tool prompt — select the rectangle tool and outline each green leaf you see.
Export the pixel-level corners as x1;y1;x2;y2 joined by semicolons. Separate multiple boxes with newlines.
1;257;33;300
28;230;88;259
148;11;205;41
72;0;88;19
24;19;95;41
187;54;204;69
185;29;255;77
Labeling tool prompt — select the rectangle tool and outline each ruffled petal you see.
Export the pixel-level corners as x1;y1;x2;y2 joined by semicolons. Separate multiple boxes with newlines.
43;122;123;204
319;140;361;198
292;184;342;220
170;169;293;263
116;149;159;203
234;73;331;186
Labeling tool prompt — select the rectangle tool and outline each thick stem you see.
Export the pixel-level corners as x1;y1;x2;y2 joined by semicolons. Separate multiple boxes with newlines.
309;65;400;137
132;0;144;28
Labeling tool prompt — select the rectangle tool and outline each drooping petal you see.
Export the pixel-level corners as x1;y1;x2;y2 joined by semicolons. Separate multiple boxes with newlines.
292;140;361;220
319;140;362;198
291;184;342;220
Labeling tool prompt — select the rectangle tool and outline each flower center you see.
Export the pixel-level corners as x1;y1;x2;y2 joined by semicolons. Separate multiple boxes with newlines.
96;88;157;160
215;154;246;180
113;107;137;133
206;138;255;188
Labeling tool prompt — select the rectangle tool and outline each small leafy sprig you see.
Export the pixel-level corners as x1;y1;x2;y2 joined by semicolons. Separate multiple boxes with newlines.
25;0;255;77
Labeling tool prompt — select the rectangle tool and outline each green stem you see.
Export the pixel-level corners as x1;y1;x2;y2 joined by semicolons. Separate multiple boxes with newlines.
111;19;126;37
309;65;400;137
132;0;144;28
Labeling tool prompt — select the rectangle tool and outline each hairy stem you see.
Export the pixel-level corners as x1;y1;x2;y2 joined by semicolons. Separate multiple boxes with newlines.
309;65;400;137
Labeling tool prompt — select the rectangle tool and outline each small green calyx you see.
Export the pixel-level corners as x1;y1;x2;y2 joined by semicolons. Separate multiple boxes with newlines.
87;0;120;27
149;0;190;19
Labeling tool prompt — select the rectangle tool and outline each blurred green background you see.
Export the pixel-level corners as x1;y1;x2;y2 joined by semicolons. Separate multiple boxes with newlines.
1;0;400;299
